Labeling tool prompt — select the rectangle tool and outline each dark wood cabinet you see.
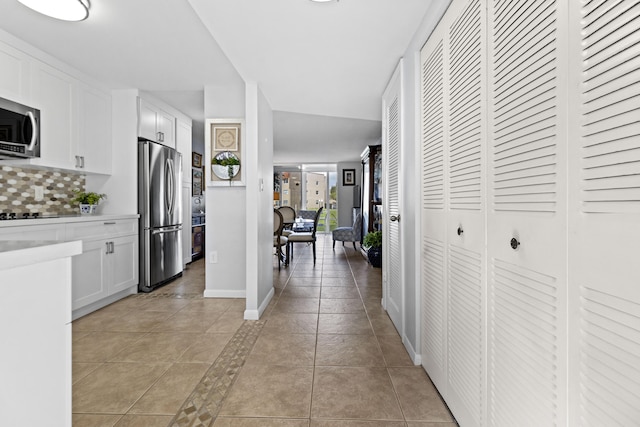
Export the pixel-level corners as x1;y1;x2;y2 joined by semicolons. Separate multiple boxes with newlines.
361;145;382;235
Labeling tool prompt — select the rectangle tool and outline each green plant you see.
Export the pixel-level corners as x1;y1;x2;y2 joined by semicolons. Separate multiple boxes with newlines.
71;189;106;205
211;156;240;166
363;230;382;249
212;155;240;180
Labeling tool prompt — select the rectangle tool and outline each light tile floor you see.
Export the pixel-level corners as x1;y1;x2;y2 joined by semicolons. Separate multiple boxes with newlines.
72;235;457;426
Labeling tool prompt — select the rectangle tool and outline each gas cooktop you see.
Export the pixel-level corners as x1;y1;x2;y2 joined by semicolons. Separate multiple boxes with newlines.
0;212;60;220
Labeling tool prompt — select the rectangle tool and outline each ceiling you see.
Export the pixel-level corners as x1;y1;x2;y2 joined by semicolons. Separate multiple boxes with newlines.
0;0;446;164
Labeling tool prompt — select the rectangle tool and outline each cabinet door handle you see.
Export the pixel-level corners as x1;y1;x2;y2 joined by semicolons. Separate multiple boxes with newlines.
457;226;463;236
103;222;116;225
105;241;111;254
510;238;520;250
75;155;81;168
80;156;85;168
390;214;400;222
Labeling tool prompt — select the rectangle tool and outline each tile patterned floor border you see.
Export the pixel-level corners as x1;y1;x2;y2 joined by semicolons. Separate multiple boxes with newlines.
168;319;266;427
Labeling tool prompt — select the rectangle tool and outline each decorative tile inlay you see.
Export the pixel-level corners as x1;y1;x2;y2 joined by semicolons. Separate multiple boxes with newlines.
170;320;266;427
0;166;85;215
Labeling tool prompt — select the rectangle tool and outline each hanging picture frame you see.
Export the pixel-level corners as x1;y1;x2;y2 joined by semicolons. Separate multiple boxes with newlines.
192;152;202;168
206;118;246;186
342;169;356;186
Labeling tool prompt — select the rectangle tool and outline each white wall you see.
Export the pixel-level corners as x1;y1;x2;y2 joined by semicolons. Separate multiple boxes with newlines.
203;81;248;298
337;161;362;227
399;0;453;362
244;82;274;319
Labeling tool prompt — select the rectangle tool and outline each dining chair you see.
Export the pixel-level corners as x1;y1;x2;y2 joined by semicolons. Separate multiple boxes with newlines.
332;213;362;250
287;207;323;265
273;209;288;270
277;206;296;237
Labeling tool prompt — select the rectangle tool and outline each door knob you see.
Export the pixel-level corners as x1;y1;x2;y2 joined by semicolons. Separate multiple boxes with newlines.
457;226;463;236
390;214;400;222
510;238;520;250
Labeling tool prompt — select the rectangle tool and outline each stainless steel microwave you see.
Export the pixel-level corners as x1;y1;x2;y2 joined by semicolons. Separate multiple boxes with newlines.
0;97;40;160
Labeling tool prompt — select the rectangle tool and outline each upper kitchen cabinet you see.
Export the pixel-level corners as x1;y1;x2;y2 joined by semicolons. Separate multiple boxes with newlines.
176;119;192;184
0;40;31;104
30;62;76;171
29;62;113;174
138;97;176;148
77;83;112;175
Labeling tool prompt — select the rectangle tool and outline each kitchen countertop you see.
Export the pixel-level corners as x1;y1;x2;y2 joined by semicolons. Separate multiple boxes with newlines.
0;240;83;270
0;213;139;229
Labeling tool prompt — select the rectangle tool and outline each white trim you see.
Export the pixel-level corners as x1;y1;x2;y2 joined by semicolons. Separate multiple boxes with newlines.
71;286;136;320
402;335;421;365
245;286;274;320
203;289;246;298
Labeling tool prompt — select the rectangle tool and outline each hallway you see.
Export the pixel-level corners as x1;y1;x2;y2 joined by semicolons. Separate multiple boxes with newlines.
71;235;456;426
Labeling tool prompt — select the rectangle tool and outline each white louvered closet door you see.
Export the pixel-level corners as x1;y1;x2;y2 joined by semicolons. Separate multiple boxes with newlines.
568;1;640;425
420;24;449;392
445;0;487;425
487;1;568;426
382;60;403;333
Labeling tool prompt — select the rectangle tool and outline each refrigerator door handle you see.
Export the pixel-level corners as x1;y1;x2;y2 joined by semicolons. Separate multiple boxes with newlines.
151;225;182;235
165;157;175;216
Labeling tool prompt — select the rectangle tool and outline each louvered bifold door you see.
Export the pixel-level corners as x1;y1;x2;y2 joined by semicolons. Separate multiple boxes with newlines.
383;61;403;334
487;0;568;426
568;1;640;425
420;20;449;392
446;0;487;426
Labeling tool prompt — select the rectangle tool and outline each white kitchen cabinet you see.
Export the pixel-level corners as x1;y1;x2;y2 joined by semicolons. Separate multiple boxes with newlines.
24;59;113;174
67;218;138;314
71;238;108;309
0;223;64;240
30;61;76;170
0;39;31;104
138;97;176;148
76;83;112;174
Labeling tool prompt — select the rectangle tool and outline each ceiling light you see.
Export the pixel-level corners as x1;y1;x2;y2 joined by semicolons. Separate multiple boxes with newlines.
18;0;90;21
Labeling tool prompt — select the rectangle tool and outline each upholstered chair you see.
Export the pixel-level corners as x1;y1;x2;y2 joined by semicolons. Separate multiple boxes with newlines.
332;213;362;250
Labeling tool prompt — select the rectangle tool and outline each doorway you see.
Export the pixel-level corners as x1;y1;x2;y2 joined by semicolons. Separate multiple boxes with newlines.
273;164;338;233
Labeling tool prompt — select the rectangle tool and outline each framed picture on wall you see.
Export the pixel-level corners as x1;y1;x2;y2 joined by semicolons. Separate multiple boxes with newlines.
192;168;203;196
206;118;245;186
192;152;202;168
343;169;356;186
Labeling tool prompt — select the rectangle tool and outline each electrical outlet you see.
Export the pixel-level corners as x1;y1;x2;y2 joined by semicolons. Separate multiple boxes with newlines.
209;251;218;263
34;186;44;201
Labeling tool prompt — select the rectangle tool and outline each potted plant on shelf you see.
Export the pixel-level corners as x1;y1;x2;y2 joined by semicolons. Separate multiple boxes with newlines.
71;190;106;215
363;230;382;268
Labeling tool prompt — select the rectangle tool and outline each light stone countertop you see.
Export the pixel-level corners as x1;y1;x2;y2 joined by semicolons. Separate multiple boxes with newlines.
0;213;139;229
0;240;83;270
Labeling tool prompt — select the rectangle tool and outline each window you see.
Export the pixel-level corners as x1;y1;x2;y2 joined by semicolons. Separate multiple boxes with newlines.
283;178;289;184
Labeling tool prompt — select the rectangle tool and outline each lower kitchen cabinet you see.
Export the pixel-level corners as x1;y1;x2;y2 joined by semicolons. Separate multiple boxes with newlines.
71;235;138;311
67;219;138;318
0;215;139;319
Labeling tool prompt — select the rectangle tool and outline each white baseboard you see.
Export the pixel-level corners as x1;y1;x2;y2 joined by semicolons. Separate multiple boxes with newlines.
244;287;275;320
203;289;246;298
403;336;421;365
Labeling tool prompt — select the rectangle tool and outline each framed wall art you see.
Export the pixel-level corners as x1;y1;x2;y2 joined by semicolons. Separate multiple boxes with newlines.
192;152;202;168
342;169;356;186
206;118;246;186
192;168;203;196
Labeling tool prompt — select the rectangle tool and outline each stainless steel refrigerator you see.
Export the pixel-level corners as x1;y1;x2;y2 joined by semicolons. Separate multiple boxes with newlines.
138;138;183;292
